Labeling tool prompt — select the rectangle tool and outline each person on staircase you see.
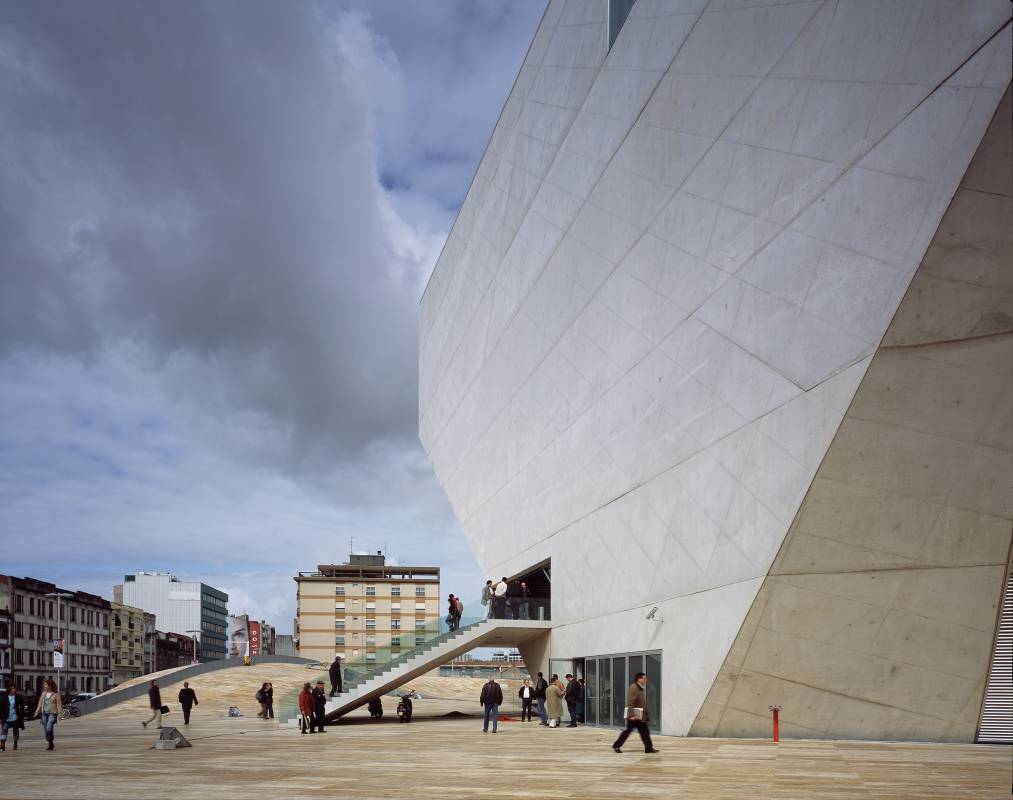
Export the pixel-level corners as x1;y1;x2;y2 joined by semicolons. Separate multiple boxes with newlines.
481;580;494;619
328;656;343;698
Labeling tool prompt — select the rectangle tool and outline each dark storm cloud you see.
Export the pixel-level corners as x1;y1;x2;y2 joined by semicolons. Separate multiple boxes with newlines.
0;0;546;624
0;1;424;470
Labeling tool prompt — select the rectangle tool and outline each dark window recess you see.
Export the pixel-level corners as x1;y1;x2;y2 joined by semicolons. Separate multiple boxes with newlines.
609;0;637;48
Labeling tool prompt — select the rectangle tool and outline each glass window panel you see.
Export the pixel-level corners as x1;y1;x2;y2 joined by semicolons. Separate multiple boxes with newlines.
612;656;627;727
585;659;597;725
599;658;611;728
646;652;662;733
628;654;644;681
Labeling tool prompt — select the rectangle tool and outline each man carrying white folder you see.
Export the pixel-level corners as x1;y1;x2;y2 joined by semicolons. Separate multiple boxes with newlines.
612;672;660;754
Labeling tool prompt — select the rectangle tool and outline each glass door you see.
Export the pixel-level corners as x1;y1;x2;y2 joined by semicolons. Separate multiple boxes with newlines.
611;656;627;727
645;652;662;733
585;659;597;725
599;657;611;728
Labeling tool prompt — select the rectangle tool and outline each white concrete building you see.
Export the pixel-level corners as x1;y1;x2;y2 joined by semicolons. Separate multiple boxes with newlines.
117;572;229;661
420;0;1012;741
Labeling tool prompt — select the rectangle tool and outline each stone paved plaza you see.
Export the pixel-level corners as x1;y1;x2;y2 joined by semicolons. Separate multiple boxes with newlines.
2;691;1010;800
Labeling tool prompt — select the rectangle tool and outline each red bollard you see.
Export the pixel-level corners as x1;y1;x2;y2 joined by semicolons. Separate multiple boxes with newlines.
769;705;782;743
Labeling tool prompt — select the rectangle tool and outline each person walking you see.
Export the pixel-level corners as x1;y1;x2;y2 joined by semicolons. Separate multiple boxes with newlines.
576;678;586;723
298;682;313;734
480;677;503;734
328;656;343;697
493;577;508;619
177;682;198;726
534;671;549;725
1;684;25;751
545;674;565;728
517;679;534;722
141;679;162;729
612;672;659;754
564;674;580;727
265;682;274;719
256;682;270;718
481;580;494;620
311;680;327;733
33;678;61;750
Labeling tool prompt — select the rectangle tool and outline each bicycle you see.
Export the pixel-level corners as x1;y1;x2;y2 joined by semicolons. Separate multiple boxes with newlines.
59;704;82;720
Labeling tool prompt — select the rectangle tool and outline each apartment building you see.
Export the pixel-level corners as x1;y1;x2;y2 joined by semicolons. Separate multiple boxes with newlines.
5;576;112;695
0;577;12;688
155;630;196;671
294;552;439;664
110;602;146;686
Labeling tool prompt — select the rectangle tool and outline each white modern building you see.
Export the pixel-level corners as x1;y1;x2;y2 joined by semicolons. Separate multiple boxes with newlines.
419;0;1012;742
117;572;229;661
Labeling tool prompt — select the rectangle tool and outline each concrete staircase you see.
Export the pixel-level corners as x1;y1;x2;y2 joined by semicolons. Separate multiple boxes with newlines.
284;618;550;727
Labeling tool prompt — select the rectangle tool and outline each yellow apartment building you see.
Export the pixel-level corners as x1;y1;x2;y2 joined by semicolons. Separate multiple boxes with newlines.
294;552;440;665
110;601;146;686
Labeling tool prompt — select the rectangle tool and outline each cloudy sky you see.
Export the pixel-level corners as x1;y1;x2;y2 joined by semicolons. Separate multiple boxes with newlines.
0;0;545;630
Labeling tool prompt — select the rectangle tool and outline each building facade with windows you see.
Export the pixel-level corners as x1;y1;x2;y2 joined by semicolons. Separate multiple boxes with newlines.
155;630;196;671
116;572;229;662
419;0;1012;741
3;576;112;695
110;602;146;686
294;553;440;664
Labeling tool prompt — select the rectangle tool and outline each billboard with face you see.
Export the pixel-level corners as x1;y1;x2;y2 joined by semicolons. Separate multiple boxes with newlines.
229;615;249;658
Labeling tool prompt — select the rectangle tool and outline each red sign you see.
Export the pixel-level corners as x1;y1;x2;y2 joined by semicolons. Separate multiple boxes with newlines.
248;621;261;656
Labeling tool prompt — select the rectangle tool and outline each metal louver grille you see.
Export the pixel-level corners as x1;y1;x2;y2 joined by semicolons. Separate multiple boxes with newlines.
977;573;1013;744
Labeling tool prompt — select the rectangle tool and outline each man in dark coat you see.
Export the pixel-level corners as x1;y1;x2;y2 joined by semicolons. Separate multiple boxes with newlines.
564;673;581;727
177;682;198;725
612;673;659;754
328;656;343;697
1;684;25;751
311;680;327;733
142;680;163;729
480;677;504;733
534;671;549;725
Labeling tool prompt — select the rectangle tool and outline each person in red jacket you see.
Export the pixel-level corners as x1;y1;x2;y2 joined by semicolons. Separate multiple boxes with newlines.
298;682;314;734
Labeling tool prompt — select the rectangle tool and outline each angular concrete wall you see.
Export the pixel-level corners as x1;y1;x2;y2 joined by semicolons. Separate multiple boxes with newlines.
420;0;1012;736
691;88;1013;742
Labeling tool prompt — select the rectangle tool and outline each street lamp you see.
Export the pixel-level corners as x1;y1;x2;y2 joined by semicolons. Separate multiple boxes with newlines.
184;629;200;666
44;592;72;695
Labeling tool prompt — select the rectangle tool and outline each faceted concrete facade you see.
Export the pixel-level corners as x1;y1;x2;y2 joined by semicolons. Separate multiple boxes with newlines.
419;0;1012;739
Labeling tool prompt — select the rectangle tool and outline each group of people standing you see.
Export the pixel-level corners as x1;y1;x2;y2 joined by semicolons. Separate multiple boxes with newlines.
298;680;329;733
481;578;533;620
